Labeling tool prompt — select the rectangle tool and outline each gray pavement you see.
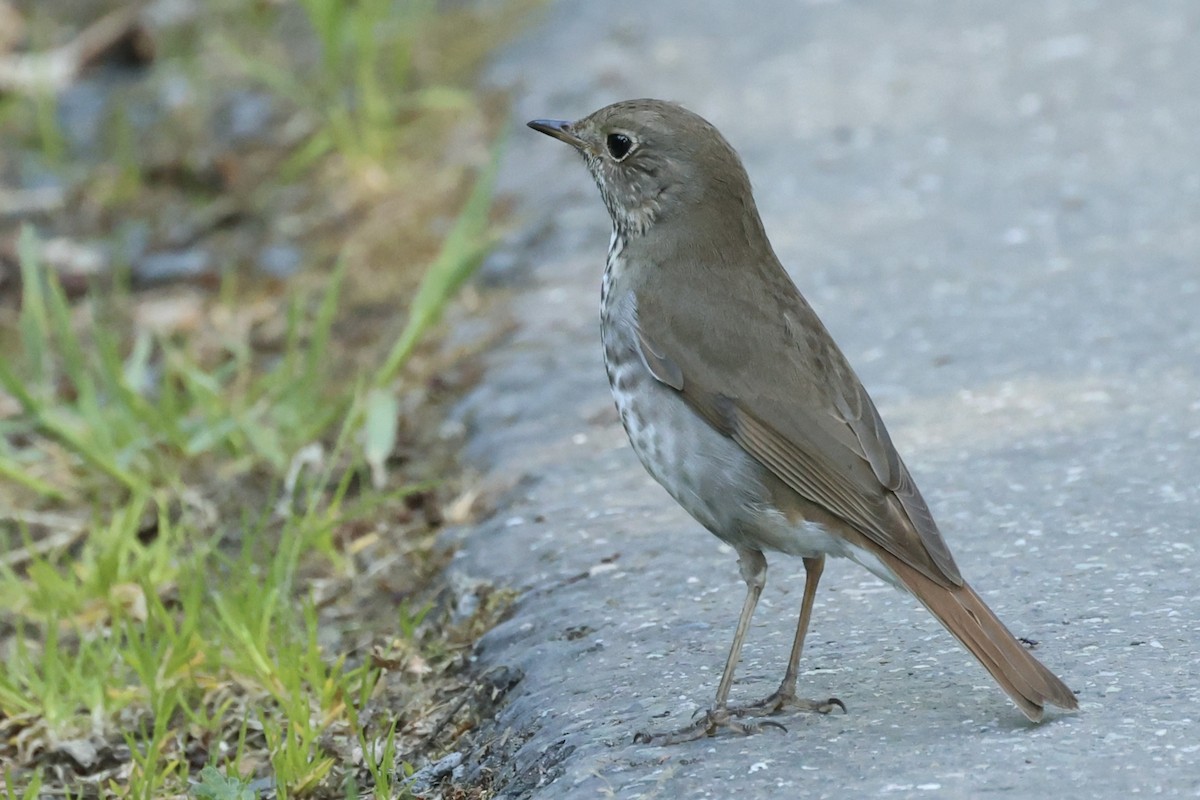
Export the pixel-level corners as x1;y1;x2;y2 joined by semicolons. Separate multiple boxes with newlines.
451;1;1200;796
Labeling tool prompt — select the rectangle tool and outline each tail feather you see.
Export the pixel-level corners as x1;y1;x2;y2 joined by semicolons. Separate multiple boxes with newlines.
884;555;1078;720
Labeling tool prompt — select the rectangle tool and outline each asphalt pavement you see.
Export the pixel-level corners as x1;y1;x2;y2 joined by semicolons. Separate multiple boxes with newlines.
449;1;1200;796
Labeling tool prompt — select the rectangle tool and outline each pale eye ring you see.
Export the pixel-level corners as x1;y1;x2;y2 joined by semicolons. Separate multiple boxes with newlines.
606;132;634;160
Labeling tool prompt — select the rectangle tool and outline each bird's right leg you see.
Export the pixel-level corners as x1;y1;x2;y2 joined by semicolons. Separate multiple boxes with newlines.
634;547;784;745
729;554;844;717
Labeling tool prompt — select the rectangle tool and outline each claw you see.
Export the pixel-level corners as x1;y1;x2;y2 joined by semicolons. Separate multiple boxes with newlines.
635;707;792;745
729;691;848;718
634;692;846;745
632;718;712;746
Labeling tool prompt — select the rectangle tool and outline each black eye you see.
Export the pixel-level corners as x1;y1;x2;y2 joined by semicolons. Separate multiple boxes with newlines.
606;133;633;160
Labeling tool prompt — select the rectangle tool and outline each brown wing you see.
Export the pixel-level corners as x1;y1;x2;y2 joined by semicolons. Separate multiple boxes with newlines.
633;270;962;588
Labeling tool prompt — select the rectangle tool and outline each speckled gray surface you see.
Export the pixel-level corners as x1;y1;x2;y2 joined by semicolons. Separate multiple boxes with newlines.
450;1;1200;797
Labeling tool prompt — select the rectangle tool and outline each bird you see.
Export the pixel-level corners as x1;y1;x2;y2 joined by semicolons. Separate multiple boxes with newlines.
527;99;1078;744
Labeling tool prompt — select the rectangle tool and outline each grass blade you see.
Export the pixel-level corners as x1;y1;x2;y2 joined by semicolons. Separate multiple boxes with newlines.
374;130;506;387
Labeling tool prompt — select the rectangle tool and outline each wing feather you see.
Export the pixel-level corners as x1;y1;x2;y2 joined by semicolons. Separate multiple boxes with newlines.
632;273;962;587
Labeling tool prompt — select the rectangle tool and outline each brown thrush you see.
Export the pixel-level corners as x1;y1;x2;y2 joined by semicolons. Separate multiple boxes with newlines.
528;99;1078;745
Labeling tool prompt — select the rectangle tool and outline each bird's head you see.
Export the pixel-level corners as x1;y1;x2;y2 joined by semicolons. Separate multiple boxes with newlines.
528;99;753;238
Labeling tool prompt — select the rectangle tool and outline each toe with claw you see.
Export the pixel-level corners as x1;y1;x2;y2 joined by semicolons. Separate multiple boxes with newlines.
730;691;846;718
633;708;789;746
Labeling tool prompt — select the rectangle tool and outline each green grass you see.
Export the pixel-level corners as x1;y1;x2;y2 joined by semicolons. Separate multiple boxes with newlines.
222;0;474;176
0;0;523;792
0;177;496;793
0;57;505;800
0;225;346;503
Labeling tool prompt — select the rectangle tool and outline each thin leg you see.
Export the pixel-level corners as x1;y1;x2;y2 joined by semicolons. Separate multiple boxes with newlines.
712;547;767;709
634;548;783;745
731;555;844;717
780;555;824;698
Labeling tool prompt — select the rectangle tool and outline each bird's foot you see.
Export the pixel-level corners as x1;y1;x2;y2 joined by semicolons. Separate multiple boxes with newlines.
632;708;787;746
728;690;845;718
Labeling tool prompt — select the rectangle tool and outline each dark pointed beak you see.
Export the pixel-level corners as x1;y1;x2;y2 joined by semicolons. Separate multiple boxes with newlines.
527;118;584;148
